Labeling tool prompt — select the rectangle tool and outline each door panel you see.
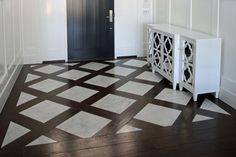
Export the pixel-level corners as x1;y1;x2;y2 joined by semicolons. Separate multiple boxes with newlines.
67;0;114;61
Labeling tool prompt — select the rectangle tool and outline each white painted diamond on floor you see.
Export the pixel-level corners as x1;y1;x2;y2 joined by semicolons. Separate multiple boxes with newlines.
192;114;213;122
201;99;230;115
34;65;64;74
92;94;136;114
29;79;66;93
57;86;98;103
17;92;37;107
1;122;30;148
106;66;136;76
64;63;79;66
27;136;56;146
58;69;90;81
123;59;147;68
105;60;120;63
57;111;111;138
116;125;142;134
117;81;154;96
30;65;38;68
20;100;70;123
25;74;41;83
155;88;192;106
136;71;163;82
80;62;109;71
85;75;120;88
134;103;181;127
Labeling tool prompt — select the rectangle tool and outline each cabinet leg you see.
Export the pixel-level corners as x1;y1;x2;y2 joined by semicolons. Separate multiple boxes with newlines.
172;83;177;90
152;68;155;73
215;91;219;99
179;85;183;91
193;94;198;102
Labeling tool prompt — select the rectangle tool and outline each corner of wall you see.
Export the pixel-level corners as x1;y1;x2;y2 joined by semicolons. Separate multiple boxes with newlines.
0;57;23;113
219;77;236;109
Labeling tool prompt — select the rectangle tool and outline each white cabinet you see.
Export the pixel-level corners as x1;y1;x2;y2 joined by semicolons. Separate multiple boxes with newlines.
148;24;222;101
179;36;221;101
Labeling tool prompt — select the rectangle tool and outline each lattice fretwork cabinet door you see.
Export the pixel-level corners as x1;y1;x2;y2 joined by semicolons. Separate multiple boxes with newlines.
152;32;163;73
162;33;174;80
180;39;195;91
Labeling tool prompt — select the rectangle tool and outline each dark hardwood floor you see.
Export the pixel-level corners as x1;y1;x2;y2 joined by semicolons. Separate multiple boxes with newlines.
0;58;235;157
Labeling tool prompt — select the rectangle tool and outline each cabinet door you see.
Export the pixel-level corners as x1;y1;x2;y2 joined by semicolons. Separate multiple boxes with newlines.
152;32;162;71
162;34;174;78
181;40;195;89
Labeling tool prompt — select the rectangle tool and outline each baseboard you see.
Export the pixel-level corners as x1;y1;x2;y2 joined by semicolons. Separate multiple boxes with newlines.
0;58;23;113
117;55;137;59
43;60;65;64
219;77;236;109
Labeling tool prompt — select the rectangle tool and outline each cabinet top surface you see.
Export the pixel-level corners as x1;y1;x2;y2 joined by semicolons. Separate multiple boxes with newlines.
148;24;220;40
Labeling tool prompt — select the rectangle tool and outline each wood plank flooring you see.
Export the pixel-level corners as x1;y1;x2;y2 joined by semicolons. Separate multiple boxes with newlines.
0;58;235;157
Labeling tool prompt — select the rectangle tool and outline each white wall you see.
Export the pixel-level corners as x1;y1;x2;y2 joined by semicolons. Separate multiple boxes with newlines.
115;0;139;57
154;0;236;109
22;0;68;64
0;0;24;112
171;0;191;28
219;0;236;108
153;0;169;24
115;0;154;57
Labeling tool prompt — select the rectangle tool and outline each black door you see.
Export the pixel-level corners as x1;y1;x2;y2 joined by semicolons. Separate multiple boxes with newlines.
67;0;114;61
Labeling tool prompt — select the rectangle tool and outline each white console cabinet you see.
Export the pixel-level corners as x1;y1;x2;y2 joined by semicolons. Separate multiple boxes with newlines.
147;24;222;101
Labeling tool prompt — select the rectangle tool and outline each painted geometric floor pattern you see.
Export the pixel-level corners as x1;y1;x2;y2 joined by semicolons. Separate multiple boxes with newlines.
0;58;235;157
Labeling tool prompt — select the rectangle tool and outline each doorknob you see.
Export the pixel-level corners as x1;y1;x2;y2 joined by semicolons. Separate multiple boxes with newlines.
106;10;113;23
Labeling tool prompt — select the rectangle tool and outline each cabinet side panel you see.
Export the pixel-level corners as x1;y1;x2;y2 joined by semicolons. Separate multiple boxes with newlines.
195;39;221;93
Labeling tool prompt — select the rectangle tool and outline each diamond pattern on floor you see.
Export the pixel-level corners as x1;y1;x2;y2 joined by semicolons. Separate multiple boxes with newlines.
105;60;120;63
92;94;136;114
116;125;142;134
200;99;230;115
117;81;154;96
106;66;136;76
1;58;235;154
192;114;213;122
34;65;64;74
57;111;111;138
29;79;66;93
26;136;56;146
80;62;109;71
1;122;30;148
58;69;90;81
25;74;41;83
155;88;192;105
136;71;163;83
20;100;70;123
57;86;98;103
17;92;37;107
85;75;120;88
134;103;182;127
63;63;79;66
123;59;147;68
